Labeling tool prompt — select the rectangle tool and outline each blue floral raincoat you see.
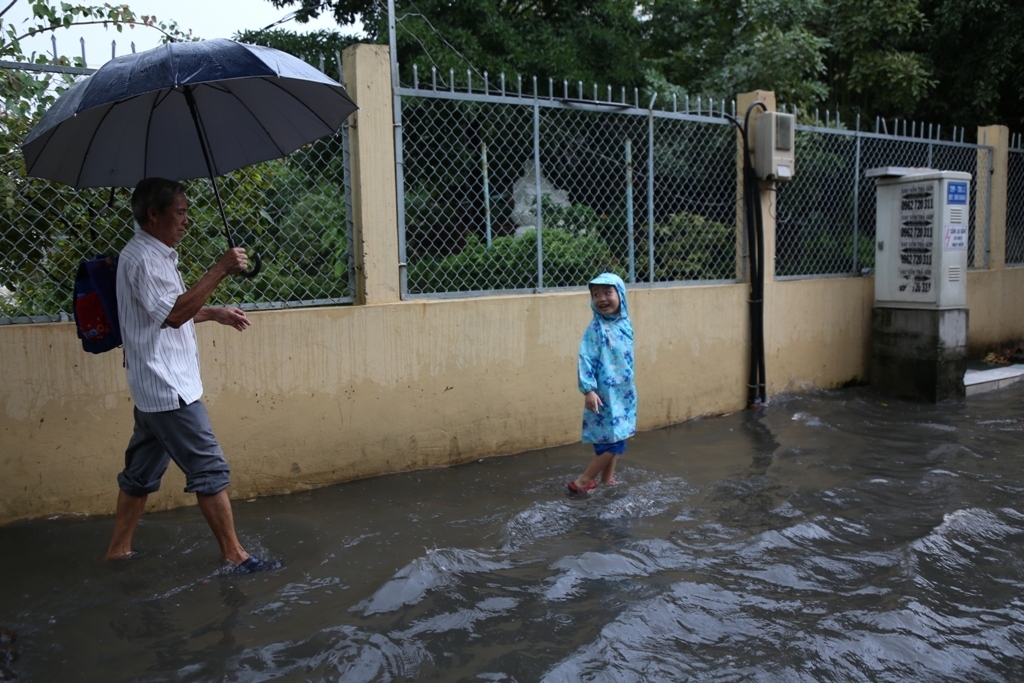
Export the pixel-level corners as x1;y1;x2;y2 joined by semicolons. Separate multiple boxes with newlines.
578;273;636;444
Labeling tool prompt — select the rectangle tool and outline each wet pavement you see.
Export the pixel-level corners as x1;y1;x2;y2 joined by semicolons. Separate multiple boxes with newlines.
2;385;1024;681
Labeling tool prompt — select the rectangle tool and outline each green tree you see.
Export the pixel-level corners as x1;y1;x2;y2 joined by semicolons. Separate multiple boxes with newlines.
643;0;829;114
267;0;647;89
234;27;357;62
642;0;935;122
822;0;933;119
407;226;620;293
269;0;1024;130
915;0;1024;130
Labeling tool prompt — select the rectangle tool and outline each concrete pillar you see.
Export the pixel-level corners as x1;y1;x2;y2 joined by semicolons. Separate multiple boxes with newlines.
976;125;1009;270
343;44;401;304
735;90;777;282
871;307;967;402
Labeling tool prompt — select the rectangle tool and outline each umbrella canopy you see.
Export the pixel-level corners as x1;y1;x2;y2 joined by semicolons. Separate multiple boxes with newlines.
22;38;357;189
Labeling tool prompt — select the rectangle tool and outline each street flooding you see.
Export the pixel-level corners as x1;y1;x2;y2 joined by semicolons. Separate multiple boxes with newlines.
2;385;1023;682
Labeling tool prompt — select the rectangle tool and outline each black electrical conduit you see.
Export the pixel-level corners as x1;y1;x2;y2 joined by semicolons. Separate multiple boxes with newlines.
725;102;768;408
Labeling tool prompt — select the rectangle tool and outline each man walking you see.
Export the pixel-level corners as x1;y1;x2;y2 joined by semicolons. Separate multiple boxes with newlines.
104;177;273;573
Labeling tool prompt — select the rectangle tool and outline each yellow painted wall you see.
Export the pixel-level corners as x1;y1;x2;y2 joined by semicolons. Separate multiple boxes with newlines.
766;277;875;393
0;277;834;524
967;268;1024;354
6;268;1024;524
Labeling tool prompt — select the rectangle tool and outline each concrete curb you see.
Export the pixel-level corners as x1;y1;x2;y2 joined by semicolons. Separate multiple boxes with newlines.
964;365;1024;396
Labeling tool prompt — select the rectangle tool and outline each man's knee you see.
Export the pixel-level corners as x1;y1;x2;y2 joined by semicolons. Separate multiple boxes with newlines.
117;470;162;497
183;466;231;496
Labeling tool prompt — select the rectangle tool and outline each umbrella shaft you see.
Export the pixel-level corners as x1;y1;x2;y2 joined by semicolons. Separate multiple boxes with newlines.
183;86;236;249
208;173;236;249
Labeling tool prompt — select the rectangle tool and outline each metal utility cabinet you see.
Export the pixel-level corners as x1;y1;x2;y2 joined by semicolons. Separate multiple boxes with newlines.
868;168;971;402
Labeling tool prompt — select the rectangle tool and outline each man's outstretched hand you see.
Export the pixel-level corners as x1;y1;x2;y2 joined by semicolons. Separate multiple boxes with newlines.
209;306;251;331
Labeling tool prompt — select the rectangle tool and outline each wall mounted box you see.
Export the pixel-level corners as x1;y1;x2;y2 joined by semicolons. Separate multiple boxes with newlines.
870;169;971;310
754;112;795;181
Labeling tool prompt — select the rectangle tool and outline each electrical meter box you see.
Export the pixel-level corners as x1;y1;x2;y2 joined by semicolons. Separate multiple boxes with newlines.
871;169;970;309
754;112;795;181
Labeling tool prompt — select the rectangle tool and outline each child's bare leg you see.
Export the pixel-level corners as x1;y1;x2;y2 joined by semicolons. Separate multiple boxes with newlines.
574;453;614;488
600;455;619;484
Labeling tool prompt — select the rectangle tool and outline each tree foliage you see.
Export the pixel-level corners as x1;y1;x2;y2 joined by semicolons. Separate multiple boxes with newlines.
266;0;1023;129
234;27;358;63
644;0;829;113
822;0;933;118
915;0;1024;129
269;0;647;89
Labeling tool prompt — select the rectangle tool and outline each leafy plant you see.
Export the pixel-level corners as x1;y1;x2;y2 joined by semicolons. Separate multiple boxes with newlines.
407;227;619;293
636;211;737;282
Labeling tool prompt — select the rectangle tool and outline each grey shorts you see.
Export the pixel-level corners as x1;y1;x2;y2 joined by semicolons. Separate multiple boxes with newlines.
118;398;231;497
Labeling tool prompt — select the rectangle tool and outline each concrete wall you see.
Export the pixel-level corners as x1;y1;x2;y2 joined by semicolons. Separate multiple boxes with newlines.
2;276;871;524
2;49;1023;524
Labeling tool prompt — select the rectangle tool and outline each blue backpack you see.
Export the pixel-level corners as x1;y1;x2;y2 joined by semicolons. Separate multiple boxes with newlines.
73;254;122;354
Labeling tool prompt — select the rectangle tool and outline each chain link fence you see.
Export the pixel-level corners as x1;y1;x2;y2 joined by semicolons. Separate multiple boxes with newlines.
1007;146;1024;266
1;62;355;325
397;81;740;296
5;56;1007;317
776;123;992;278
399;80;998;293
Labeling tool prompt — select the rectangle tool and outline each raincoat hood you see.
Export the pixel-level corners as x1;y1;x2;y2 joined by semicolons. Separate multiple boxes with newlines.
588;272;629;320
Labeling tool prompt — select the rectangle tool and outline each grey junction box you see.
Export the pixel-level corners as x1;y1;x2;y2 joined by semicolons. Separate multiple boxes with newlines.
867;168;970;402
869;168;971;309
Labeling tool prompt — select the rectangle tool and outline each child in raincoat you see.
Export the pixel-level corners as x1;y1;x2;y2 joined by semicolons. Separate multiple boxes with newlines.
568;273;636;494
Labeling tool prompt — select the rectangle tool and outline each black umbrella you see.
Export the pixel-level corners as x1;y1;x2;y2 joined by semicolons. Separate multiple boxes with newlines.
22;38;358;277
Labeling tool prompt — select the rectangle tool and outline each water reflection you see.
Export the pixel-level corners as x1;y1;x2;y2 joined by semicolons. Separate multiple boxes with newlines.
2;386;1024;681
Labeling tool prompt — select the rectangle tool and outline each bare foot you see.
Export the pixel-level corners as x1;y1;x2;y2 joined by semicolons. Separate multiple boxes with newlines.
103;550;139;561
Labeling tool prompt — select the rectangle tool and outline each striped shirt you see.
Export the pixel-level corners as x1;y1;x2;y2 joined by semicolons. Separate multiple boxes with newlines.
117;230;203;412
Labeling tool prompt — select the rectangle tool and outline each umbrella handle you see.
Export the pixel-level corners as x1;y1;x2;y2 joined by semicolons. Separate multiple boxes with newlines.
237;251;262;279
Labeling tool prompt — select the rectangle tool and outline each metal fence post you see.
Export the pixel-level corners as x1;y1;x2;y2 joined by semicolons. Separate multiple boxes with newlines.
386;0;409;297
534;94;544;289
853;128;861;271
392;78;409;296
481;141;492;248
341;92;357;295
648;110;656;283
625;137;635;283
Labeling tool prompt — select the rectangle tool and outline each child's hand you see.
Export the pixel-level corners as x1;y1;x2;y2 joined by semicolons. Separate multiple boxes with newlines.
585;391;603;414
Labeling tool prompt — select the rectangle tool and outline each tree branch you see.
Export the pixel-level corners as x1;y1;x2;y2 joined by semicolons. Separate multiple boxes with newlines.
0;0;19;20
15;19;160;42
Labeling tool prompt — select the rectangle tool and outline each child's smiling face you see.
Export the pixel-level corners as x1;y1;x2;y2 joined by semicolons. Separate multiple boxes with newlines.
590;284;620;315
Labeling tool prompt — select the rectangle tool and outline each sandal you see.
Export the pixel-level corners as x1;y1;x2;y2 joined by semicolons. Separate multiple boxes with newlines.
567;480;597;494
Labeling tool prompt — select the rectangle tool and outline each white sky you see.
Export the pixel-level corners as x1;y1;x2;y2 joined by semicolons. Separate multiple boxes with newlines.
10;0;363;67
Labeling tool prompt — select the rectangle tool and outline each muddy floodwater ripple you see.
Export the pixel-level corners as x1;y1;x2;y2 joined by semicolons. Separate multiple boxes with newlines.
2;386;1024;681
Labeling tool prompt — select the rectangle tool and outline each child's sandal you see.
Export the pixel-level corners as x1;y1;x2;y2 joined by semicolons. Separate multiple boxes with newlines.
567;480;597;494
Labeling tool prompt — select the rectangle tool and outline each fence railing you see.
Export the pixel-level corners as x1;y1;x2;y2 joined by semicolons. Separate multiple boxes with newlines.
776;123;993;277
395;78;742;297
396;74;999;297
3;54;1012;318
0;60;355;325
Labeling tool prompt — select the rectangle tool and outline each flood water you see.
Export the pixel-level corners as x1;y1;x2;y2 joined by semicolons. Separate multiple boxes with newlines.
3;385;1024;682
